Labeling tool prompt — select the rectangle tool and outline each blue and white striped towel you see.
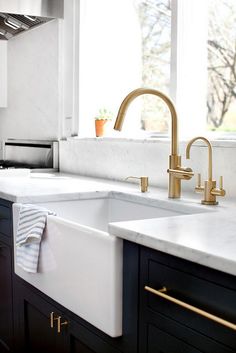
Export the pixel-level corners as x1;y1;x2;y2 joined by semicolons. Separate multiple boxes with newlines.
16;204;55;273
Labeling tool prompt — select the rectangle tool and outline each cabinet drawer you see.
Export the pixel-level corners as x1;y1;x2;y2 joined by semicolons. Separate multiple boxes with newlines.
140;315;234;353
0;205;12;237
140;247;236;351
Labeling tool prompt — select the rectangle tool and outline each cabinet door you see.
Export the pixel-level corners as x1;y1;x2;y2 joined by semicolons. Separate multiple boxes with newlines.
0;243;13;352
146;324;202;353
139;312;235;353
139;246;236;353
67;320;120;353
14;280;120;353
14;280;67;353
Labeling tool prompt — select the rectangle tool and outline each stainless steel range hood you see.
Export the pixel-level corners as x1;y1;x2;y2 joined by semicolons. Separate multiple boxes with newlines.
0;0;64;40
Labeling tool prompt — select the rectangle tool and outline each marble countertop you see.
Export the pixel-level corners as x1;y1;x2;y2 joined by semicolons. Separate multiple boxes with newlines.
0;172;128;203
1;171;236;276
109;209;236;276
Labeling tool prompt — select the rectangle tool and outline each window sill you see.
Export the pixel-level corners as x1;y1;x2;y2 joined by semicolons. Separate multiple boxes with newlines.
65;135;236;148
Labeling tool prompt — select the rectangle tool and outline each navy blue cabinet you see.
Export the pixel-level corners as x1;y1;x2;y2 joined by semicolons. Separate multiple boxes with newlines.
0;243;13;352
13;278;121;353
0;199;14;352
123;241;236;353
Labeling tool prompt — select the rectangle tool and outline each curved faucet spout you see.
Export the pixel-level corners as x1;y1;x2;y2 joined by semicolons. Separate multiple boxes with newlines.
114;87;193;198
186;136;213;181
114;88;178;156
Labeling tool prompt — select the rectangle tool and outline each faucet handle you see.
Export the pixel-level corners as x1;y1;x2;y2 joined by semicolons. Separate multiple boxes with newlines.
211;176;226;197
219;176;224;190
197;173;201;187
195;173;204;193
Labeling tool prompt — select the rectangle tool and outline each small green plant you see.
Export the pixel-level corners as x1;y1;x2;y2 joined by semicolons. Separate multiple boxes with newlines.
95;108;113;120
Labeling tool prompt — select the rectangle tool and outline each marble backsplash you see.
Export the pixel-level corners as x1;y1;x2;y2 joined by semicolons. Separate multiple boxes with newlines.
59;138;236;198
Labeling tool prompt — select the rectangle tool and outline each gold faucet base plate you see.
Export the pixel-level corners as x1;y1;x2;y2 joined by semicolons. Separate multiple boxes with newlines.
201;200;218;206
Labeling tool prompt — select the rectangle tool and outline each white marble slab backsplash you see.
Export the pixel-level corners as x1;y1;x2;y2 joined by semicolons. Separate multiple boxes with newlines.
0;20;60;141
59;138;236;197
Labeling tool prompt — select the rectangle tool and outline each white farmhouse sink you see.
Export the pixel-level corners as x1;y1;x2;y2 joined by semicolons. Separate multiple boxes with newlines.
13;192;205;337
38;195;188;229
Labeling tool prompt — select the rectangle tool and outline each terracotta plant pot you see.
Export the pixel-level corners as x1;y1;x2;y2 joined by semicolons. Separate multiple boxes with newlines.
95;119;109;137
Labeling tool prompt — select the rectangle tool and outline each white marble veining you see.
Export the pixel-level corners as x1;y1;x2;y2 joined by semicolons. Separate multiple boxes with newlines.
60;138;236;197
109;208;236;276
1;172;236;276
0;21;60;141
0;173;111;202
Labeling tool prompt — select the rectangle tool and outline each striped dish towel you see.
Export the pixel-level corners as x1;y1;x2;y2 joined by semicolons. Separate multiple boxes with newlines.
16;204;55;273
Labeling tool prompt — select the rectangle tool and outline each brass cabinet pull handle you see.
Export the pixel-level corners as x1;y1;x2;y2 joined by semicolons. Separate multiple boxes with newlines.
56;316;68;333
50;312;58;328
144;286;236;331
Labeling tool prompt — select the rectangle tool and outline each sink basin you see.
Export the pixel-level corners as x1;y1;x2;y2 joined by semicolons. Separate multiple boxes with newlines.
37;194;191;231
13;192;205;337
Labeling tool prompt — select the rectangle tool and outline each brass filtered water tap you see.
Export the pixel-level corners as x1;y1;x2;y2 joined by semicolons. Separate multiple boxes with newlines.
186;136;226;205
114;88;194;198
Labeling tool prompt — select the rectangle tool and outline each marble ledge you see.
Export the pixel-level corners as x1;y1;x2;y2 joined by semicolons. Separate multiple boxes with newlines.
65;136;236;148
109;210;236;277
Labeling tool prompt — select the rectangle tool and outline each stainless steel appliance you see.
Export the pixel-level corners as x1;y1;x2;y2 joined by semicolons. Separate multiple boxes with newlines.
1;139;59;172
0;0;64;40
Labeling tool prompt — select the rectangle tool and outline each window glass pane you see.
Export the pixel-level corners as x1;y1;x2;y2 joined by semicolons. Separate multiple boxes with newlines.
135;0;171;133
207;0;236;133
79;0;171;136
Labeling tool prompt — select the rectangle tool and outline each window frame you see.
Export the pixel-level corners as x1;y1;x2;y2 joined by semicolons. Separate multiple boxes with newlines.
63;0;236;142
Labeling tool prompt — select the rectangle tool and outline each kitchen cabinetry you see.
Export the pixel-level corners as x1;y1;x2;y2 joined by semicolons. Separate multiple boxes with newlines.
0;41;7;107
123;241;236;353
14;279;67;353
0;199;13;352
0;243;13;352
14;278;121;353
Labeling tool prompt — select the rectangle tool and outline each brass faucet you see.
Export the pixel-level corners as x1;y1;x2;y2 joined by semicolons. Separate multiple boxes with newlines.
186;136;226;205
114;88;194;198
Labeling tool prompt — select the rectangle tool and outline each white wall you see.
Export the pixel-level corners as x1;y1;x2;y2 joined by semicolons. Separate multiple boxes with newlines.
59;138;236;198
0;41;7;107
0;20;60;141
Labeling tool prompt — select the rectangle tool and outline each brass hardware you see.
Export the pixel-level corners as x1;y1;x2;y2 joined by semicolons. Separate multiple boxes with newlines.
50;312;58;329
186;136;226;205
195;173;204;192
125;176;149;192
50;312;68;333
144;286;236;331
56;316;68;334
211;176;226;197
113;88;193;199
167;168;194;180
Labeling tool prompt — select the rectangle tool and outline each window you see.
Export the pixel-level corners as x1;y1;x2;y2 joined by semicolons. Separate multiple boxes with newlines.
77;0;236;138
135;0;171;133
78;0;171;137
207;0;236;133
